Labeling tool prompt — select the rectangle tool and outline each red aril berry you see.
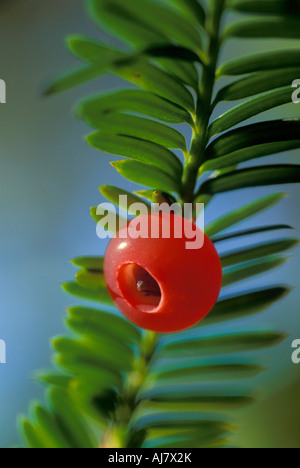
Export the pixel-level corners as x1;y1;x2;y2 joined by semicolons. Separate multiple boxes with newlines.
104;213;222;333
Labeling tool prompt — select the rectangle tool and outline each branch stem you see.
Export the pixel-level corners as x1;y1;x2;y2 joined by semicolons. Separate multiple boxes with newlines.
181;0;225;204
100;331;158;448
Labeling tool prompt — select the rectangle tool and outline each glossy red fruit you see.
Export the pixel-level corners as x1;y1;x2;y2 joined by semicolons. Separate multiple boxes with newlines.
104;213;222;333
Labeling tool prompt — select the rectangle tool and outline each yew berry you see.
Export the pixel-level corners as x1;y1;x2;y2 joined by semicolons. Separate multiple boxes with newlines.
104;213;222;333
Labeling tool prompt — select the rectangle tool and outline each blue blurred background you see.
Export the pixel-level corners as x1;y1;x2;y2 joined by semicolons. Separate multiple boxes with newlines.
0;0;299;448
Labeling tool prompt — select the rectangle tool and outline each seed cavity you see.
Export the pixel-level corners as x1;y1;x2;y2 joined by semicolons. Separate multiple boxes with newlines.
118;263;162;312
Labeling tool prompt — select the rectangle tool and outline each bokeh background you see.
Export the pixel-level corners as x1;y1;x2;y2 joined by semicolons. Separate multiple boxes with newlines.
0;0;299;448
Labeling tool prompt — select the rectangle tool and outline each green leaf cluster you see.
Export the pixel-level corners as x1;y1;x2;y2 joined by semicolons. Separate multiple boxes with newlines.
20;0;300;448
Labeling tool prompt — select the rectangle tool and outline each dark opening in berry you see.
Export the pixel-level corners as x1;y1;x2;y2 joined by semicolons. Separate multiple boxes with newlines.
118;263;162;313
